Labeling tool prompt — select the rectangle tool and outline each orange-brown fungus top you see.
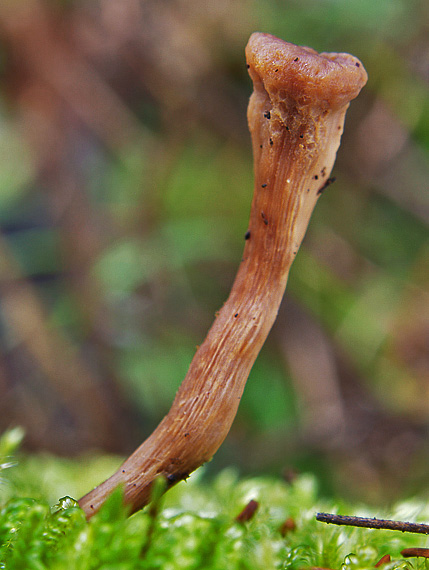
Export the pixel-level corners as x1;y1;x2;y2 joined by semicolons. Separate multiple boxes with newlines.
246;33;368;111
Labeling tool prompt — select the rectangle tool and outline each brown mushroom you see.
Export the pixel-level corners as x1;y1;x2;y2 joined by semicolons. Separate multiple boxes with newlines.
79;33;367;518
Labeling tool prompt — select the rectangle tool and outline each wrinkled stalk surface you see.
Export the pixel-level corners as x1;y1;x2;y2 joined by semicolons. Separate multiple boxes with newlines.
79;33;367;518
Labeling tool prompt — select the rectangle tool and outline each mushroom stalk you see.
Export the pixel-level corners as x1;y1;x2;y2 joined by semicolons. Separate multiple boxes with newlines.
79;33;367;518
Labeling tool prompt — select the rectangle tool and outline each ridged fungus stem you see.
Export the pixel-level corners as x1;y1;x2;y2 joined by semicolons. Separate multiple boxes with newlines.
79;33;367;518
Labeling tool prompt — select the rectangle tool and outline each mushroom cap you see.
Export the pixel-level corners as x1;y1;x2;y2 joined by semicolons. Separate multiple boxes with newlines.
246;33;368;111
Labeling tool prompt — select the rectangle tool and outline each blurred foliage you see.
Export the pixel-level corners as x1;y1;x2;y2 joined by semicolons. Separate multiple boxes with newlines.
0;0;427;506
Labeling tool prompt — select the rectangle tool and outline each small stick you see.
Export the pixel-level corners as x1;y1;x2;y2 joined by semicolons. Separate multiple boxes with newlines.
401;548;429;558
316;512;429;535
375;554;391;567
235;499;259;523
279;516;296;536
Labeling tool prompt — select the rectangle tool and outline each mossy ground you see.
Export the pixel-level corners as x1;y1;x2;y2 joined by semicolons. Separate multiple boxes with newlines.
1;429;429;570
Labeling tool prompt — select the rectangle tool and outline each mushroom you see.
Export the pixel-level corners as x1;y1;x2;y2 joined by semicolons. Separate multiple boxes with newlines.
79;33;367;518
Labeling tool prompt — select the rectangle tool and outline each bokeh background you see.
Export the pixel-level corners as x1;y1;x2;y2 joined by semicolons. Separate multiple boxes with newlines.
0;0;428;504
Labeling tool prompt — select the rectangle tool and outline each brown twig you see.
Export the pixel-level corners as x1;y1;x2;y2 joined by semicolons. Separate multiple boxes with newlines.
279;517;296;536
401;548;429;558
235;499;259;523
375;554;391;567
316;512;429;535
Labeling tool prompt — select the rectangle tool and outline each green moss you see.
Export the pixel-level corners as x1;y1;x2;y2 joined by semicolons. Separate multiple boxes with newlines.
1;430;429;569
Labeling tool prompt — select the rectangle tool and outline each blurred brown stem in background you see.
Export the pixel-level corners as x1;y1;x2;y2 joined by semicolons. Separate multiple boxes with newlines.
0;227;132;453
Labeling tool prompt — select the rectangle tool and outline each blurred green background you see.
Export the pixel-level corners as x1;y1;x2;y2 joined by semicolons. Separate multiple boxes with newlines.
0;0;428;505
